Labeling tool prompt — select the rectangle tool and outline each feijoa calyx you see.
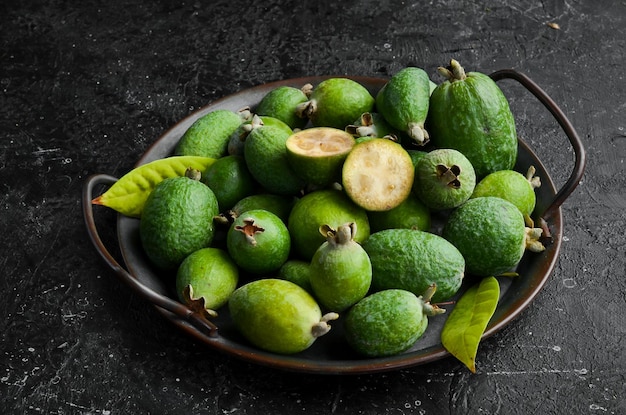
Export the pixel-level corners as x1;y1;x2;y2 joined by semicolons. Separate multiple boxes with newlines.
413;148;476;211
427;59;518;178
309;223;372;312
226;209;291;274
344;286;445;357
228;278;338;354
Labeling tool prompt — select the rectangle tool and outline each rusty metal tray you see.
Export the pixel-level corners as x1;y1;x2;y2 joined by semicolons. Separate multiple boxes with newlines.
83;70;585;374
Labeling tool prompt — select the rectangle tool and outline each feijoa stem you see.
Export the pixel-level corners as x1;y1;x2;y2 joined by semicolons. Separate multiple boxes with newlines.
311;312;339;338
526;166;542;189
185;167;202;181
437;59;467;82
525;227;546;252
420;284;447;317
318;223;357;246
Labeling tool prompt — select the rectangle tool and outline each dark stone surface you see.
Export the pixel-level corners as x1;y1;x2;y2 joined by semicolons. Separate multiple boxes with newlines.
2;0;625;413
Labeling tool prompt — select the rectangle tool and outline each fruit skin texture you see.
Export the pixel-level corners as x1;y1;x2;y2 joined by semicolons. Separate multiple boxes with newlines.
367;194;431;233
413;148;476;211
255;86;309;130
362;229;465;303
175;109;245;159
287;189;370;261
442;196;525;277
471;168;538;218
202;155;256;211
299;78;375;129
175;247;239;312
230;193;297;224
376;67;432;146
244;124;305;196
140;176;219;270
344;289;428;357
309;223;372;312
226;209;291;274
427;60;517;178
228;279;334;354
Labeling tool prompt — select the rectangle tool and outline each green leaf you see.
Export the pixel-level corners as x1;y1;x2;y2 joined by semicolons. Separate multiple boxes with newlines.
92;156;216;217
441;276;500;373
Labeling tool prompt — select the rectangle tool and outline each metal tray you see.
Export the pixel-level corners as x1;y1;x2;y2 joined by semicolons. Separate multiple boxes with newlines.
83;70;585;374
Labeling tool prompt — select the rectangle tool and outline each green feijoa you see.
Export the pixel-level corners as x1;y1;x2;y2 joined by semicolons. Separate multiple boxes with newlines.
175;247;239;315
140;172;219;270
427;59;517;178
228;278;338;354
406;149;428;167
442;197;545;278
227;114;293;156
441;276;500;373
413;148;476;211
226;209;291;274
471;166;541;222
344;287;445;357
92;156;216;218
230;193;297;223
277;259;313;294
175;109;250;158
309;223;372;312
345;112;405;143
255;85;310;130
297;78;375;129
376;67;432;146
202;155;256;211
287;189;370;261
362;229;465;303
244;123;305;196
367;193;431;233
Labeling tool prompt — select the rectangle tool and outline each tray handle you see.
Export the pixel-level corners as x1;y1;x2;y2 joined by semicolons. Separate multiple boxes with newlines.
82;173;219;337
490;69;586;223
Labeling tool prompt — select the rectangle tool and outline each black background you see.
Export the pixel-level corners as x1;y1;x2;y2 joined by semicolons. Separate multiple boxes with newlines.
2;0;625;413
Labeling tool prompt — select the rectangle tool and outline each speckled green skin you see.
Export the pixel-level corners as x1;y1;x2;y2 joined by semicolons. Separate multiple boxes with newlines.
367;194;431;232
228;279;323;354
140;176;219;270
278;260;313;294
175;247;239;311
231;194;297;223
256;86;309;130
442;196;525;277
287;189;370;261
427;71;517;178
375;67;431;141
309;237;372;312
362;229;464;303
471;170;536;217
243;125;305;196
226;209;291;274
202;155;256;211
308;78;375;129
175;109;243;158
413;148;476;211
344;289;428;357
